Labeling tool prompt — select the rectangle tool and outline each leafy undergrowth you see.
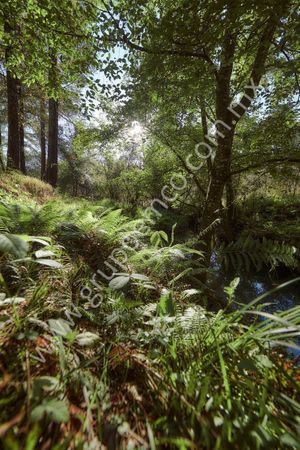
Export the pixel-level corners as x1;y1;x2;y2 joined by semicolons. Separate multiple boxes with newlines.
238;194;300;248
0;176;300;449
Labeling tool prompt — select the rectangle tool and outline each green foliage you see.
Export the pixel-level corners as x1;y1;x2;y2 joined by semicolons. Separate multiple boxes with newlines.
0;185;299;449
237;194;300;248
31;399;69;424
157;291;176;316
224;277;240;302
219;235;297;271
129;240;204;284
0;233;28;258
1;0;100;96
0;0;299;445
150;229;169;248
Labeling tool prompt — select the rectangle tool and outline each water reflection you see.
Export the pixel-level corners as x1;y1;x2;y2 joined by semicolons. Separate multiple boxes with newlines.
209;259;300;357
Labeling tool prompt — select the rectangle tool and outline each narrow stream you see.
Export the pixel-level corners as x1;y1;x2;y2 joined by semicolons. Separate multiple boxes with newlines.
209;256;300;357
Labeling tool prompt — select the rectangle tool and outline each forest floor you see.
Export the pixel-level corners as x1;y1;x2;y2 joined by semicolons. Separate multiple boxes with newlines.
0;172;300;450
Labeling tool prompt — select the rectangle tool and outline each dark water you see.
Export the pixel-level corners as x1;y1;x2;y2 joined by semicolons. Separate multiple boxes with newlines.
209;256;300;358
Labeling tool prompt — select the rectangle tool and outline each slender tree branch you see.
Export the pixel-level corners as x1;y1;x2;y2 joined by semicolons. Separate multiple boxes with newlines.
232;3;290;122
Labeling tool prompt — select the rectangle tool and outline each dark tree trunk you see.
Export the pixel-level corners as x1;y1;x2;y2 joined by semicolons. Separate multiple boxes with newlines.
0;124;5;171
5;21;21;171
199;5;285;269
73;177;78;197
6;68;21;170
40;99;47;180
45;98;58;187
200;128;234;263
45;55;59;187
19;86;26;174
200;30;236;264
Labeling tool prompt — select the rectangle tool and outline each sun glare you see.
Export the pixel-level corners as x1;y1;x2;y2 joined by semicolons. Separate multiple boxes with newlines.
128;121;143;137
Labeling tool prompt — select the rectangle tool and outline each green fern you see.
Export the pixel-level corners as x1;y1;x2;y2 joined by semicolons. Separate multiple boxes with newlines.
198;218;221;238
94;209;143;242
0;202;58;234
129;242;204;282
218;235;297;271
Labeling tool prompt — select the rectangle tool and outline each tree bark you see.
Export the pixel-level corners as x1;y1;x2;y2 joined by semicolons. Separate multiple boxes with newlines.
45;98;58;187
45;54;59;187
40;99;47;180
6;68;21;170
200;128;235;262
0;124;5;171
5;21;22;171
19;86;26;174
200;27;236;263
200;3;288;267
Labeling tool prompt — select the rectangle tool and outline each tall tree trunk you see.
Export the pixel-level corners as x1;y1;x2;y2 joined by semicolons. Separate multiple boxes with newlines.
73;176;78;197
6;68;21;170
19;86;26;174
45;98;58;187
200;29;236;265
45;55;59;187
200;128;234;263
40;99;47;180
199;4;285;269
5;22;21;170
0;124;5;171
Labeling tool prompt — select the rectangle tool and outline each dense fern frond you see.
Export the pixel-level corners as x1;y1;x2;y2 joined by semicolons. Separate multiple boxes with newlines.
93;209;144;242
0;199;143;252
198;218;221;238
218;235;297;271
129;243;204;282
0;201;58;234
